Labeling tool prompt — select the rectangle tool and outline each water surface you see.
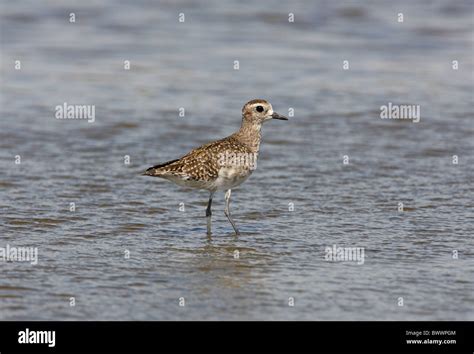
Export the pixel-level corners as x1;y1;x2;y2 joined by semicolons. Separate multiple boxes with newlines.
0;0;473;320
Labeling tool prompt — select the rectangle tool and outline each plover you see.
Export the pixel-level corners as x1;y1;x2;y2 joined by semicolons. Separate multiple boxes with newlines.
143;99;288;235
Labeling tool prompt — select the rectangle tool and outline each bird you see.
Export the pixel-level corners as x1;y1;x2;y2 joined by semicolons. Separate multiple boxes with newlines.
142;99;288;235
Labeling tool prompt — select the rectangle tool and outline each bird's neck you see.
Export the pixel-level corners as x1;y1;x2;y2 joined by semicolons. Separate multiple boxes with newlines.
234;118;262;153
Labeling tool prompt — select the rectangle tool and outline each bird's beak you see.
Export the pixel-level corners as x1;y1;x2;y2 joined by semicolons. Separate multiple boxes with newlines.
271;112;288;120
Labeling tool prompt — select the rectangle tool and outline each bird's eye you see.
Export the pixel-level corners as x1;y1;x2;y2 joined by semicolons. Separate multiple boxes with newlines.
256;106;264;113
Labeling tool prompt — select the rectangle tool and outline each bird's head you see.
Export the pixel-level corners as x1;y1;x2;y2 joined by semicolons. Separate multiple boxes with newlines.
242;99;288;125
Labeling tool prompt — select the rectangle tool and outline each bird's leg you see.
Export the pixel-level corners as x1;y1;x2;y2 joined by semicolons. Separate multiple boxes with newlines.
224;189;240;235
206;191;214;236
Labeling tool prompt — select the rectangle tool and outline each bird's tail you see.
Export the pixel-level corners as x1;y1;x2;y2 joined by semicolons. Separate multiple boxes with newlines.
142;159;179;176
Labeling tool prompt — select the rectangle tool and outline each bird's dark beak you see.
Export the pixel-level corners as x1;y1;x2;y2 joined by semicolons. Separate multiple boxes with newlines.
271;112;288;120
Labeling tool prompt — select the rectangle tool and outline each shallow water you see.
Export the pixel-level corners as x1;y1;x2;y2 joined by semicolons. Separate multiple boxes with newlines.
0;0;473;320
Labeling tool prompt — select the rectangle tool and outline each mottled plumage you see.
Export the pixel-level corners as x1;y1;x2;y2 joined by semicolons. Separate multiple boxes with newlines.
143;99;288;235
144;135;253;185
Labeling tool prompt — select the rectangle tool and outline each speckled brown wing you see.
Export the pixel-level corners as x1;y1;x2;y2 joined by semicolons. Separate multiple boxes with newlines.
143;136;251;181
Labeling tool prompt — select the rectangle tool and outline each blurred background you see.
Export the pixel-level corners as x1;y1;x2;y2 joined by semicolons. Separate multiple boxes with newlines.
0;0;473;320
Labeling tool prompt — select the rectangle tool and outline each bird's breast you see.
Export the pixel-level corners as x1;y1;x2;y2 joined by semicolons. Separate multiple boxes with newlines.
213;166;253;191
